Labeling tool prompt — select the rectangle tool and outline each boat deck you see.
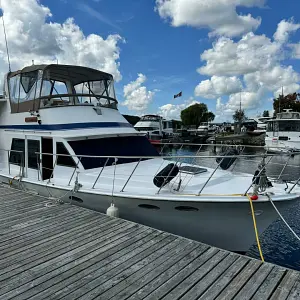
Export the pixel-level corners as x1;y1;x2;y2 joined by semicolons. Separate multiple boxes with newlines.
0;184;300;299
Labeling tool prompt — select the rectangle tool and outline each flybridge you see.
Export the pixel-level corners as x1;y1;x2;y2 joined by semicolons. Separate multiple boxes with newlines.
6;64;118;113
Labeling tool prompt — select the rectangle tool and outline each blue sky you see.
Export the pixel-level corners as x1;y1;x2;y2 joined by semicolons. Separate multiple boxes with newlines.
2;0;300;121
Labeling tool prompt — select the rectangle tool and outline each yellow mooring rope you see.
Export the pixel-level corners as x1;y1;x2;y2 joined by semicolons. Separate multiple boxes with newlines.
246;194;265;262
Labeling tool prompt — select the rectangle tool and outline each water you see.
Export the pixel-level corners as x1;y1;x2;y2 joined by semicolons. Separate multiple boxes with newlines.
161;144;300;271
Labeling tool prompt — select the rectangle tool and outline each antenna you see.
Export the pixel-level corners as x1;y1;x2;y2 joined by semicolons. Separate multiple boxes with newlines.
240;92;242;112
279;86;283;113
1;8;11;72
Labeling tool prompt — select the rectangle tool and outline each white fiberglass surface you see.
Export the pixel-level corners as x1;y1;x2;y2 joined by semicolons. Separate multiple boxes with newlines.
44;158;295;198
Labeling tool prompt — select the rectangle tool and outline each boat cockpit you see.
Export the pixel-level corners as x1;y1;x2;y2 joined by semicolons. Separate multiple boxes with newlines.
7;64;118;113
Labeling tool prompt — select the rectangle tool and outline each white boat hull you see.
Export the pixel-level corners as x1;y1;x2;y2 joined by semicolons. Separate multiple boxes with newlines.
3;176;297;253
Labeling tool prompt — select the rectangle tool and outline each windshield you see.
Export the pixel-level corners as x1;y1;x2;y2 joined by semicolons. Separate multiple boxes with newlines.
140;116;161;122
135;127;158;131
68;136;159;169
267;121;300;132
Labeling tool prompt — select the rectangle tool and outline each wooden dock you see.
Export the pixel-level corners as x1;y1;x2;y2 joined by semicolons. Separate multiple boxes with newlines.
0;184;299;299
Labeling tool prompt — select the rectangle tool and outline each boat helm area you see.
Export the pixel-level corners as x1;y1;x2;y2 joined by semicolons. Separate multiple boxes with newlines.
7;64;118;113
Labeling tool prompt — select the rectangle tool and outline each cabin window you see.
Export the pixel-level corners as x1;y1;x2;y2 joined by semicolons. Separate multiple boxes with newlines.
40;80;70;107
278;121;300;132
68;136;159;170
9;138;25;166
56;142;76;168
18;71;38;103
74;80;117;109
8;75;20;103
28;140;40;169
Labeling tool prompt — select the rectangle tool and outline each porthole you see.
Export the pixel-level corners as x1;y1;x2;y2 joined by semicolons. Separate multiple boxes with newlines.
69;196;83;203
138;204;160;210
175;206;199;212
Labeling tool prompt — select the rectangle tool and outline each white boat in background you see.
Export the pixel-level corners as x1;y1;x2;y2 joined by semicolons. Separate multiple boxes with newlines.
0;64;299;253
265;110;300;153
197;122;217;136
134;114;173;144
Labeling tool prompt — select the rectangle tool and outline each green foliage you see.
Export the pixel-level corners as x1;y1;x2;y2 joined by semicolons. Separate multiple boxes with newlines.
262;110;269;117
233;109;246;123
273;93;300;114
123;114;140;125
180;103;215;127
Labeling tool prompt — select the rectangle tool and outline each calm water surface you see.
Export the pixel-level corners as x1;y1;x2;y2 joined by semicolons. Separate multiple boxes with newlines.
162;144;300;271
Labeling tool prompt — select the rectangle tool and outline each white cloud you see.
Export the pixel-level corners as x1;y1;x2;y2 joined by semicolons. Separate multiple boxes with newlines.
158;98;199;120
122;74;155;112
195;76;242;98
0;0;123;88
274;19;300;43
155;0;264;37
196;21;300;114
244;65;300;95
198;33;281;77
290;43;300;59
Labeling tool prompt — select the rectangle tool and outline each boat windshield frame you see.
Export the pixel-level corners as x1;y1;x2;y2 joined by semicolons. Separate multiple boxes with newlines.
7;64;118;113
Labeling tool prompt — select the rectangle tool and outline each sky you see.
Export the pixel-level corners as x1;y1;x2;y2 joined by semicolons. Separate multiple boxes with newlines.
0;0;300;122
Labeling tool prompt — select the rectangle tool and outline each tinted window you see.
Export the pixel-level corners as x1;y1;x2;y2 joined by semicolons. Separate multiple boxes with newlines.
56;142;76;168
9;139;25;166
28;140;40;169
69;136;159;170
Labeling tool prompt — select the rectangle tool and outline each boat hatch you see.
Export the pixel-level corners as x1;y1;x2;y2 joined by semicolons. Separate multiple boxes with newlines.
7;64;118;113
179;166;207;175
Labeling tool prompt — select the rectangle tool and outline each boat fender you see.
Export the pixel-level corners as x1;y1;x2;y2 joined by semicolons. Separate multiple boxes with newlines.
216;148;239;170
153;163;179;188
106;203;119;217
250;194;259;200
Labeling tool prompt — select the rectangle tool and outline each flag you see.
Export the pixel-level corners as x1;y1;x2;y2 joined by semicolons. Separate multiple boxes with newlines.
174;91;182;99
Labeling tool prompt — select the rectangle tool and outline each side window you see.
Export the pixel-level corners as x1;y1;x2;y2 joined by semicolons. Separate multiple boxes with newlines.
9;139;25;166
28;140;40;169
56;142;76;167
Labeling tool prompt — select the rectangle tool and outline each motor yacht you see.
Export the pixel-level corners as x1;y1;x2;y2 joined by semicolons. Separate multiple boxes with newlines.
265;110;300;153
1;64;299;252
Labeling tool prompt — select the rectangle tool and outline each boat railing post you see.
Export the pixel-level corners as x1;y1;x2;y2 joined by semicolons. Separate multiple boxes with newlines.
19;152;24;177
243;154;274;196
7;150;10;175
191;144;203;165
277;154;292;181
68;156;82;186
231;145;245;172
92;157;109;189
159;143;167;154
197;157;225;196
288;176;300;193
36;153;40;181
120;158;142;192
48;155;58;184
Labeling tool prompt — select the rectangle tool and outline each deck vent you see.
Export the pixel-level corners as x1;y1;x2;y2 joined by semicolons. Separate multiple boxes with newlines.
138;204;160;210
175;206;199;212
179;166;207;175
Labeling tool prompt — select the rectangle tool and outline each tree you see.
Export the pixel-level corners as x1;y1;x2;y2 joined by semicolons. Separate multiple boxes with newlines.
273;93;300;114
232;109;246;123
263;110;269;117
205;111;215;122
180;103;215;127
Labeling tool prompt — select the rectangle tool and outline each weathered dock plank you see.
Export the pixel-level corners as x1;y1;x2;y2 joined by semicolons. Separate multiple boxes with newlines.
0;184;299;300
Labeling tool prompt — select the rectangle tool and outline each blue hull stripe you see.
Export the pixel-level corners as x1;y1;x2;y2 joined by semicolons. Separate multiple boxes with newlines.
0;122;133;131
